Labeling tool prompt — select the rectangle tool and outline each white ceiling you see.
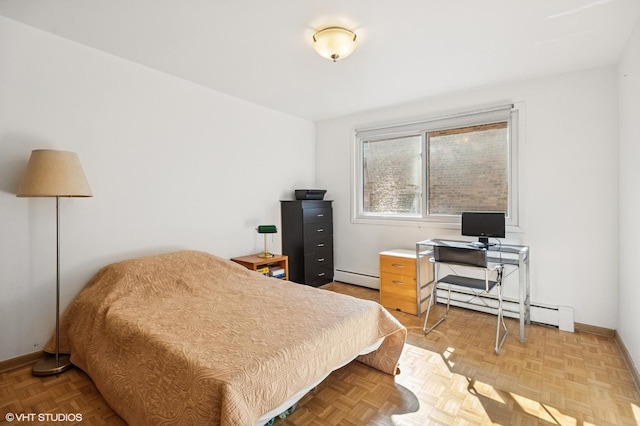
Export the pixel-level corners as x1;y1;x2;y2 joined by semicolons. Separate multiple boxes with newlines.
1;0;639;121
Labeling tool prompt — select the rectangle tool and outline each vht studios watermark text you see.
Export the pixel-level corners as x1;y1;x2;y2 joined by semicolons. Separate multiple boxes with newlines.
5;412;83;422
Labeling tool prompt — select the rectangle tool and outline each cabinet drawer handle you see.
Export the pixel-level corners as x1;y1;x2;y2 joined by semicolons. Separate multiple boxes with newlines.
391;263;405;268
317;243;325;247
317;258;325;262
317;214;324;217
317;228;324;232
392;280;405;285
318;272;326;277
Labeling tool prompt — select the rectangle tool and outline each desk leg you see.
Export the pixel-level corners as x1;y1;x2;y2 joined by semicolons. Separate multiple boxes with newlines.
518;249;530;343
416;243;421;315
526;252;531;325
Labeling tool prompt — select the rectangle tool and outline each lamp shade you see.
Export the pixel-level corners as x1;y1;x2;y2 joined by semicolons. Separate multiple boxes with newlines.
313;27;357;62
257;225;277;234
17;149;92;197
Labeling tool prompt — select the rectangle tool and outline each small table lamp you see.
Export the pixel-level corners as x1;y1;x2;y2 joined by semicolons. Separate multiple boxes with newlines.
256;225;277;258
17;149;92;376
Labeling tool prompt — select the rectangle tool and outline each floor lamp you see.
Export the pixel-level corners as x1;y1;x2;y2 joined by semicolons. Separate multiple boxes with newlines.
17;149;93;376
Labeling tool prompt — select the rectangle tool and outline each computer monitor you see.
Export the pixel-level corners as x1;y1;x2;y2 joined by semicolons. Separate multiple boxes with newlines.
461;211;505;248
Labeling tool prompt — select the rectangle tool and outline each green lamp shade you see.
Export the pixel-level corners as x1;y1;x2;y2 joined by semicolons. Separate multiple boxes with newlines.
257;225;277;234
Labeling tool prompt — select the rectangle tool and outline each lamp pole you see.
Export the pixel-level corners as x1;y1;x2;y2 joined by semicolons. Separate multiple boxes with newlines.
32;196;72;376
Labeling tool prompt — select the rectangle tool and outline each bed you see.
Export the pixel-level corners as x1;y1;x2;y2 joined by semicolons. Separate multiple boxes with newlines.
45;250;406;425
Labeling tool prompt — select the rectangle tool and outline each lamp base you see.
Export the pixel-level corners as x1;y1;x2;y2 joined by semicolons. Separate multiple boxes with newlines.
32;354;72;376
257;251;274;258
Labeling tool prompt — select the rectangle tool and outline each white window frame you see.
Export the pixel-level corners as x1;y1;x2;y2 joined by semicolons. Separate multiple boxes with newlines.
352;103;523;229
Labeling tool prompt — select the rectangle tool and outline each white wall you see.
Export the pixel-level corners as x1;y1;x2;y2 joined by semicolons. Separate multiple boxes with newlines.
0;17;316;362
317;66;619;329
618;18;640;374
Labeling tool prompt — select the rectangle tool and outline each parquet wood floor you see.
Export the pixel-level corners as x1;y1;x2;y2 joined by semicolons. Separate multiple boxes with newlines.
1;282;639;425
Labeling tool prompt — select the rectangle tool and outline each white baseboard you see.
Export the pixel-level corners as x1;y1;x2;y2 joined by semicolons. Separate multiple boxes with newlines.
437;289;574;331
558;305;575;332
334;269;379;289
335;269;575;332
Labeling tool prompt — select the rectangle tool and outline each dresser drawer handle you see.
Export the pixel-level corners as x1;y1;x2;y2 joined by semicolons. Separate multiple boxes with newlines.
317;228;324;232
317;243;325;247
317;213;324;217
391;263;405;268
392;280;405;285
318;272;326;277
317;258;325;262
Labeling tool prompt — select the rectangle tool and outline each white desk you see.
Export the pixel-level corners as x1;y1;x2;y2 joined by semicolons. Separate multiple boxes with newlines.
416;239;530;343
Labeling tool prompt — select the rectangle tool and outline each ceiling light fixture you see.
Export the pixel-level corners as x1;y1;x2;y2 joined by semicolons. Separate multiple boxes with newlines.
312;27;357;62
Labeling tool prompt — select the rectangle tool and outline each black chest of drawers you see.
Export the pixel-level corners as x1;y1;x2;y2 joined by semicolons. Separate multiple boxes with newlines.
280;200;333;287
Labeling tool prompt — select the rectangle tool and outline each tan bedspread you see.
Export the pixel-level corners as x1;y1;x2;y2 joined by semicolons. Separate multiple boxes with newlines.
46;250;406;426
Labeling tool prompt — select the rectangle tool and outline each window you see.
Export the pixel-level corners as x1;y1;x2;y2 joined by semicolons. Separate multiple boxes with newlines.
354;105;520;226
363;135;422;216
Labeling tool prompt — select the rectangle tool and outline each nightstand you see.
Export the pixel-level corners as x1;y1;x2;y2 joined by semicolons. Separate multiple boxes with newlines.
230;254;289;280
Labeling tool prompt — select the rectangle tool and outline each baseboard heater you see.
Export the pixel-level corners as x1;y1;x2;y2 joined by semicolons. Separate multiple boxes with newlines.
334;269;574;332
334;269;380;289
